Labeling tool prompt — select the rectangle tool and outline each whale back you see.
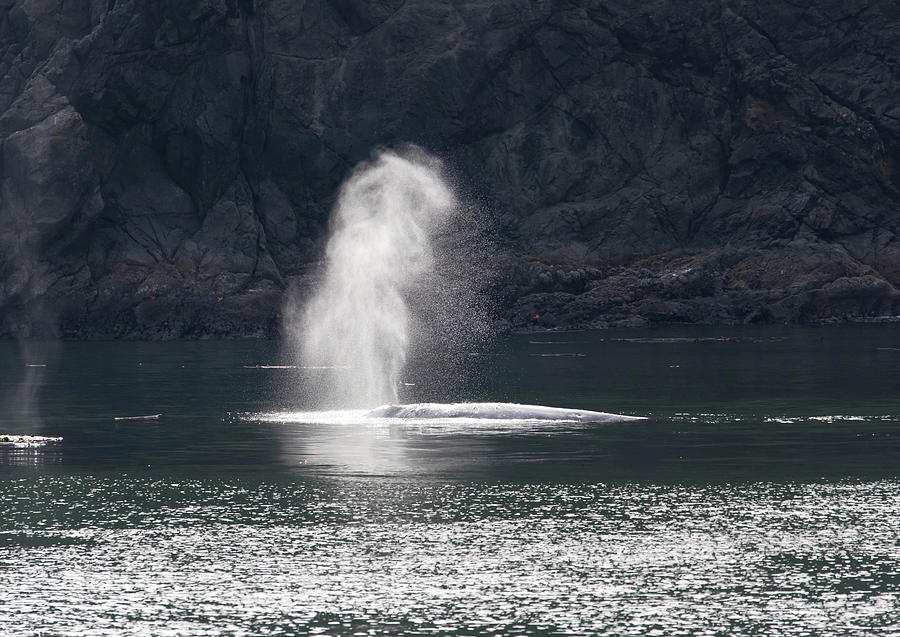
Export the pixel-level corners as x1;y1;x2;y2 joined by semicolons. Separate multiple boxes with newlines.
365;402;643;422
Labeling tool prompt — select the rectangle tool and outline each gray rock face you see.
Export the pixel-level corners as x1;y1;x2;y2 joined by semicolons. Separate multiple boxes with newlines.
1;0;899;337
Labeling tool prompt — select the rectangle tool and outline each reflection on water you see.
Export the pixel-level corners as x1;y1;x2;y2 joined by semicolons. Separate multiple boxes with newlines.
1;326;900;635
1;326;897;479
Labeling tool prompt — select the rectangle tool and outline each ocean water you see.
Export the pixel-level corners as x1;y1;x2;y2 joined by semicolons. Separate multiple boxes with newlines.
1;326;899;636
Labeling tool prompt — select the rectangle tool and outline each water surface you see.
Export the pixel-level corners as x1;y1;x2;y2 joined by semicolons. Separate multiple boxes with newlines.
1;326;899;635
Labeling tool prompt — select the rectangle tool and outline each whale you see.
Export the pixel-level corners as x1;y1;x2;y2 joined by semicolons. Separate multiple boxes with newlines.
364;402;643;423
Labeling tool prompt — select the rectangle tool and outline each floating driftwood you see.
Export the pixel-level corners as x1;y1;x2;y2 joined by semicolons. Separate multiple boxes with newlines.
530;352;586;357
114;414;161;421
613;337;738;344
528;341;572;345
25;364;47;368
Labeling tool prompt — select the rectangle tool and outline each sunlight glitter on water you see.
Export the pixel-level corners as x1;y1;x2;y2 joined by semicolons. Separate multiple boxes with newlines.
2;329;899;635
2;477;899;636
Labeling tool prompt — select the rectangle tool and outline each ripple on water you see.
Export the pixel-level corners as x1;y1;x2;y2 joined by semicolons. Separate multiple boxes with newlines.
1;477;899;636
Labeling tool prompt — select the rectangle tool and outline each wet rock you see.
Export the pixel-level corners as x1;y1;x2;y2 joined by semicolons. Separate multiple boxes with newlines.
1;0;899;337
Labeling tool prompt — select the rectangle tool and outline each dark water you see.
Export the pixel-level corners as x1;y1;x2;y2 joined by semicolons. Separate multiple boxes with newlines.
1;326;899;635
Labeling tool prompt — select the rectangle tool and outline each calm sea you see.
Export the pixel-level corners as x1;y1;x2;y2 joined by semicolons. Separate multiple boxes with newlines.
1;326;899;635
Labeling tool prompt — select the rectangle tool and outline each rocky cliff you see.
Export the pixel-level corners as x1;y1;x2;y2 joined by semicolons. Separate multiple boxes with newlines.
2;0;899;337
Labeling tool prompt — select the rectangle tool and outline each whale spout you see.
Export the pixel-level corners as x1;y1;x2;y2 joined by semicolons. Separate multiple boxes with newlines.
364;402;644;423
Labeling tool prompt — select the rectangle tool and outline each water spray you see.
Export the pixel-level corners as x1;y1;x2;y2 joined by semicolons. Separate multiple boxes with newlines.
298;148;456;408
